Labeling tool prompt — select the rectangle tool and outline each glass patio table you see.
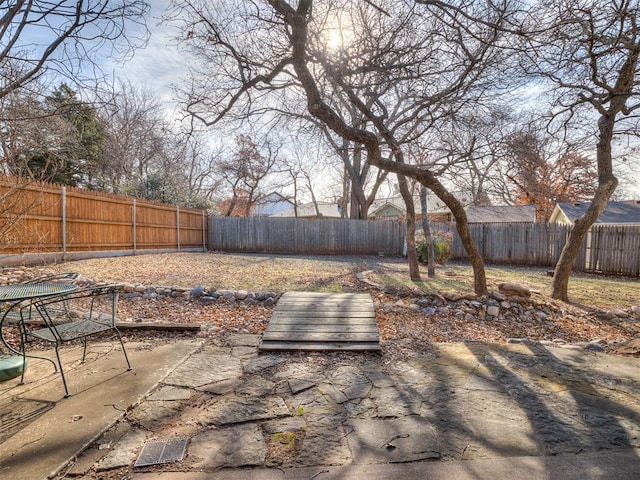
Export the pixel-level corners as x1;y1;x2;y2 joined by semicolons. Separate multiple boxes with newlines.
0;282;79;378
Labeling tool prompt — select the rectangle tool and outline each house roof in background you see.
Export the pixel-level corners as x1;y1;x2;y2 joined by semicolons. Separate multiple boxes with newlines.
555;201;640;224
369;193;461;216
270;202;342;218
253;192;295;216
464;205;537;223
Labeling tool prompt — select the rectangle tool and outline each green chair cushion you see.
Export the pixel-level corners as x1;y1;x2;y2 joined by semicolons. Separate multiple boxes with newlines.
0;355;27;382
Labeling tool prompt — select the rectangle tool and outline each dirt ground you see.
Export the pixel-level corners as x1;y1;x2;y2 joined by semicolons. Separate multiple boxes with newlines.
37;252;639;356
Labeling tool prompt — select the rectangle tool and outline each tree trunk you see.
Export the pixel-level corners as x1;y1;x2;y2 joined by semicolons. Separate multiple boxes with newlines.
552;113;618;301
397;174;421;281
384;161;487;295
420;186;436;278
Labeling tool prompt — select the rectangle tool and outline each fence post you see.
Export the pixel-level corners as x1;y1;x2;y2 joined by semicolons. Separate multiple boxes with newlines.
132;199;137;254
202;211;206;252
176;205;181;252
61;186;67;261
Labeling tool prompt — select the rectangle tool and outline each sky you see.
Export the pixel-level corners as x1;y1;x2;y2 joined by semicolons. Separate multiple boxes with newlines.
101;1;186;115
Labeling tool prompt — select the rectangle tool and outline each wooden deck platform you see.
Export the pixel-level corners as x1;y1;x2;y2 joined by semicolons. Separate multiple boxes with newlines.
259;292;380;352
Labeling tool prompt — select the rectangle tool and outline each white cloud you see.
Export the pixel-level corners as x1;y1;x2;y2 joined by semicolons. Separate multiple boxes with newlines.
102;1;187;111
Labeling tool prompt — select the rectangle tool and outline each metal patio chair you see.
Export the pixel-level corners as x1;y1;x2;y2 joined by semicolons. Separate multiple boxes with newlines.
24;283;132;397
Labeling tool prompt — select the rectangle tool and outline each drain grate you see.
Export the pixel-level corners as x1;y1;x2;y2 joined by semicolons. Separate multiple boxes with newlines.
134;437;188;468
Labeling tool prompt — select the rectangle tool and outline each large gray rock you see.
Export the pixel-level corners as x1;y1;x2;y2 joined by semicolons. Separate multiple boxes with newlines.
127;401;185;432
347;417;440;464
96;429;147;471
164;353;242;388
294;426;352;467
187;424;266;468
498;283;531;297
196;395;290;426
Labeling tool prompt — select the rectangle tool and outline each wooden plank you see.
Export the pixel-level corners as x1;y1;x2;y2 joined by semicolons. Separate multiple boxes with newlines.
259;341;381;352
265;324;378;333
262;331;379;342
115;322;201;332
273;305;374;313
277;294;372;303
277;307;375;318
272;310;374;318
278;297;371;306
270;316;376;325
280;292;370;299
276;303;374;311
276;299;374;307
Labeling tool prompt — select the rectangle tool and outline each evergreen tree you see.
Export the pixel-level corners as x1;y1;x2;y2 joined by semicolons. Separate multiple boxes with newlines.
36;84;106;188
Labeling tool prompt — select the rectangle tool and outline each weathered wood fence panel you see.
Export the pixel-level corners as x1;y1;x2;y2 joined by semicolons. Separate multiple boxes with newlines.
208;217;406;255
448;222;639;276
448;223;572;266
588;225;640;277
0;176;207;263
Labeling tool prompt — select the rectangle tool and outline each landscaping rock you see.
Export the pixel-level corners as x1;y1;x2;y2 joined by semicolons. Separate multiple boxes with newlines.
585;342;606;352
235;290;249;300
498;283;531;298
191;285;205;298
347;417;440;464
164;353;242;388
491;292;507;302
96;429;147;471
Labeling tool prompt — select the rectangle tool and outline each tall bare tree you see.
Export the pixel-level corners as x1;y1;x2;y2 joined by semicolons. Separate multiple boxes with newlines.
503;130;597;221
320;127;389;219
0;1;149;98
217;134;280;217
522;0;640;300
99;81;167;194
168;0;519;294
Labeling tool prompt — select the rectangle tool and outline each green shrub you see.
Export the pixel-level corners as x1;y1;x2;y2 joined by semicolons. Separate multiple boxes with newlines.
416;233;452;265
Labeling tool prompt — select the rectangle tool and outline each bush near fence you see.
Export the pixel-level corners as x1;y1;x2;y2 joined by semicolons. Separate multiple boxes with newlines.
0;175;207;263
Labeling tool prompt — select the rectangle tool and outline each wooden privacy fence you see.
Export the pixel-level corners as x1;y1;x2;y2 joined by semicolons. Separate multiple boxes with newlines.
208;216;406;256
0;176;207;264
444;223;569;266
209;217;639;277
446;222;640;277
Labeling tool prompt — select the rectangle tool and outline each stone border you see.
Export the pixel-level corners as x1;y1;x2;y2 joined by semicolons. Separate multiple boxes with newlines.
0;267;279;308
118;283;278;307
2;267;637;352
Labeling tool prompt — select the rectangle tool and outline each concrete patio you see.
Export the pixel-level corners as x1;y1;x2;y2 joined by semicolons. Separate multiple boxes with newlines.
1;335;640;479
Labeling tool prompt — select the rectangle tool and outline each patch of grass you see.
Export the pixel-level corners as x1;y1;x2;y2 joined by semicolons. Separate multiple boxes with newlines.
47;253;638;310
49;252;376;292
271;431;297;448
370;261;638;309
